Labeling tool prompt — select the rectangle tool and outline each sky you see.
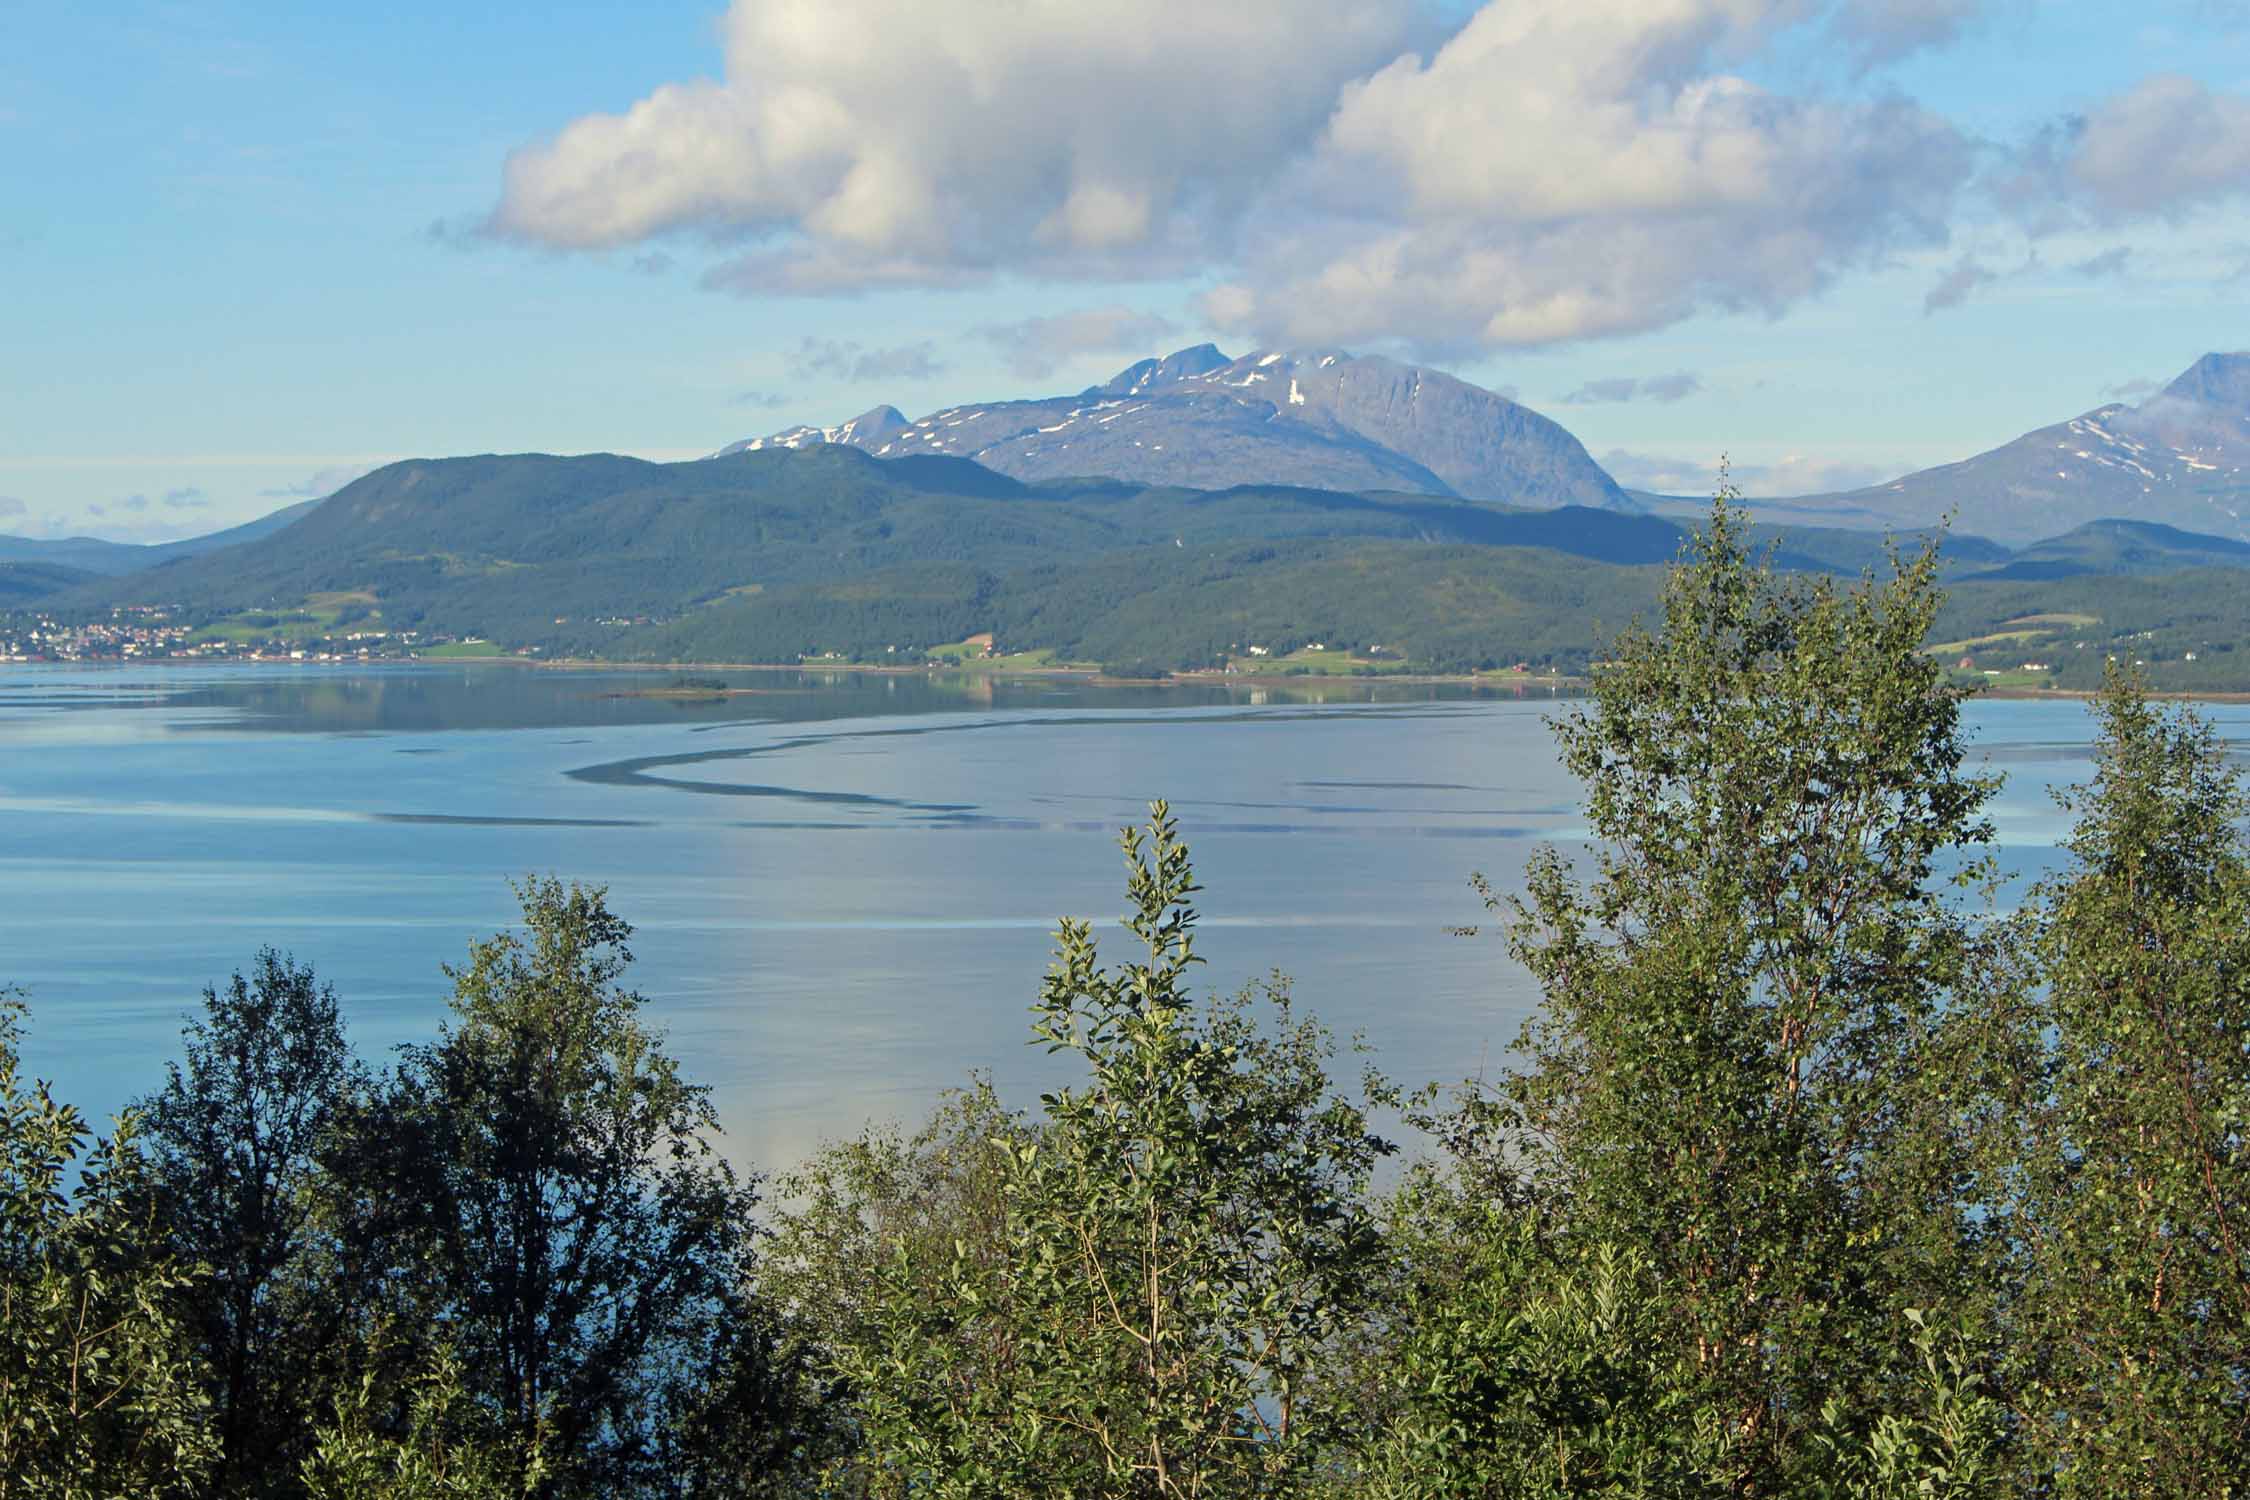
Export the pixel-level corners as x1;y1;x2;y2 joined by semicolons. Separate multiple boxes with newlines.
7;0;2250;542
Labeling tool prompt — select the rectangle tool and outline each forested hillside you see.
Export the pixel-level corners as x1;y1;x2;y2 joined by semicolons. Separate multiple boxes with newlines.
623;541;1670;674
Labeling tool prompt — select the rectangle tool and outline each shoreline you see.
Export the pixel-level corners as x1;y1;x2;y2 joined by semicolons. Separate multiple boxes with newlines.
10;655;2246;703
1974;685;2250;704
517;656;1583;692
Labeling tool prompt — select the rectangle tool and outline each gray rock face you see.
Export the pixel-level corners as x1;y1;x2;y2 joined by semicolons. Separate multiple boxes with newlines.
1758;353;2250;545
717;347;1635;512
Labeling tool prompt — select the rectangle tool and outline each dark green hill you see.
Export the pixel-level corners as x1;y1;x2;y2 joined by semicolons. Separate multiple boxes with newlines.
0;560;99;604
1958;518;2250;581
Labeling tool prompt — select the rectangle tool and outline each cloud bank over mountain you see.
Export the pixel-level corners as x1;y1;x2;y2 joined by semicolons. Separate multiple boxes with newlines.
490;0;2250;356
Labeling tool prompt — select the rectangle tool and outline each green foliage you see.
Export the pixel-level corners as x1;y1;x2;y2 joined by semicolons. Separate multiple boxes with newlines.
779;806;1394;1496
1359;1189;1732;1498
1981;669;2250;1494
1812;1309;2007;1500
333;878;771;1499
1431;500;2004;1489
301;1344;546;1500
139;949;370;1496
0;992;216;1498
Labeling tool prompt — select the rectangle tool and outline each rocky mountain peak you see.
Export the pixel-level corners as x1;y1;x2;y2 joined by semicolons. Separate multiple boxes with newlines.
2162;351;2250;410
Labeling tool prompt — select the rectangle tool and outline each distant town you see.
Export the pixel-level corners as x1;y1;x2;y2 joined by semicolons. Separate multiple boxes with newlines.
0;606;454;665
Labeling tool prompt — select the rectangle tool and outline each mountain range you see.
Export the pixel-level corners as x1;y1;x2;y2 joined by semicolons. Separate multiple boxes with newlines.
1650;353;2250;545
736;347;2250;548
721;345;1633;512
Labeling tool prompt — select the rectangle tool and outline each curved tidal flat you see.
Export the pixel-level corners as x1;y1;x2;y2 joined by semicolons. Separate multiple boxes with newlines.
4;662;2245;1171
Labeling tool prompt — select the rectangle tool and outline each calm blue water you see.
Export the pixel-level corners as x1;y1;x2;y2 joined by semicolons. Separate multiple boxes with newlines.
2;663;2240;1172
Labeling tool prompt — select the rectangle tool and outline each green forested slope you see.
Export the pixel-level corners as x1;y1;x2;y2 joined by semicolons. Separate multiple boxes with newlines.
622;541;1669;673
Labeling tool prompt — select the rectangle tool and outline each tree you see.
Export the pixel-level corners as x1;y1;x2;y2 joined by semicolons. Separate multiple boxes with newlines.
761;1082;1024;1497
0;991;215;1498
1480;500;2001;1489
1993;670;2250;1493
790;806;1394;1496
337;878;772;1499
139;948;368;1496
301;1344;545;1500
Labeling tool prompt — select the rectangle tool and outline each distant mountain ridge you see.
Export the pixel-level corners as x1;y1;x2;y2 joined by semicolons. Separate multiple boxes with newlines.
720;345;1634;512
1710;353;2250;546
1958;516;2250;581
0;499;323;577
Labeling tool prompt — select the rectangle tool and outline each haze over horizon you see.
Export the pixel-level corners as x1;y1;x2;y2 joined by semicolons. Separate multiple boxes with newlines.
9;1;2250;542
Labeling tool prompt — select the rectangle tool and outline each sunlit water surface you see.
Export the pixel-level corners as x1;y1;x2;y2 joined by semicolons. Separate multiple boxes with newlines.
2;663;2241;1172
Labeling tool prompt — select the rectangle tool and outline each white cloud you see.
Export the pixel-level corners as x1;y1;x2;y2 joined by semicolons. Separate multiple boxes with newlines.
1604;447;1897;497
491;0;1419;290
0;496;25;521
507;1;2250;356
2069;75;2250;220
1213;0;1970;351
980;307;1180;378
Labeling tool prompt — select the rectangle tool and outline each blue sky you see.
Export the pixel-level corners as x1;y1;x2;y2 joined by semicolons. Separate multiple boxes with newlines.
6;1;2250;541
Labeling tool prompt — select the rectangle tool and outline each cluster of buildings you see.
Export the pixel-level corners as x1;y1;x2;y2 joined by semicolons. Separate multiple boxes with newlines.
0;612;198;662
0;609;437;664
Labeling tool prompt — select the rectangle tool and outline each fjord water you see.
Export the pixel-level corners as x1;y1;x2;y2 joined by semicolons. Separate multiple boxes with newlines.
3;663;2240;1171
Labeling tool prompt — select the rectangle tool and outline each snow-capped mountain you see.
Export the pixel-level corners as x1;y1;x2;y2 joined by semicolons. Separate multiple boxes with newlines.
1766;354;2250;545
718;345;1635;512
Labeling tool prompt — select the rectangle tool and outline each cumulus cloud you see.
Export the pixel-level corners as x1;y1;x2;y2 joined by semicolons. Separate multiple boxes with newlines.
0;495;25;520
1604;447;1897;497
2104;376;2162;401
2069;75;2250;220
1561;371;1702;405
161;486;210;510
1923;254;1996;313
980;306;1180;378
731;389;792;409
485;0;2063;353
1211;1;1970;351
1999;76;2250;234
491;0;1417;291
786;337;945;383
